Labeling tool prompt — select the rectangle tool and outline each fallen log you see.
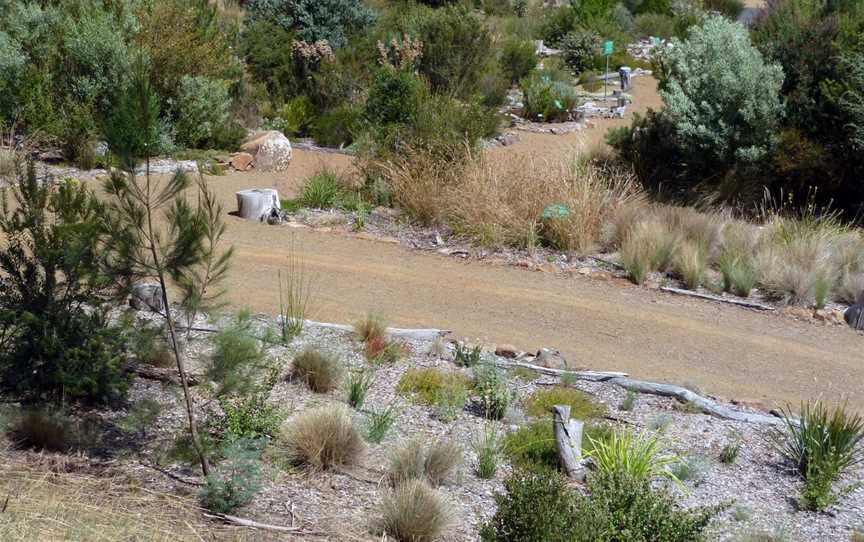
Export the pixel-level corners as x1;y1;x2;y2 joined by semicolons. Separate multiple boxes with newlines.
553;405;586;481
204;513;322;535
487;358;627;382
131;364;201;387
608;377;784;425
302;319;450;340
660;287;775;311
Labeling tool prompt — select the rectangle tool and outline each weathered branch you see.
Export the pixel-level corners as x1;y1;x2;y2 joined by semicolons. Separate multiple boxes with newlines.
608;377;784;425
553;405;586;481
131;364;201;386
203;513;323;535
660;287;775;311
487;358;627;381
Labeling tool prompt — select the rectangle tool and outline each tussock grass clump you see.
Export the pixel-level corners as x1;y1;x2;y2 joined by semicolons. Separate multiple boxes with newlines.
364;335;404;363
620;220;679;284
346;367;374;409
365;402;399;443
355;312;388;344
777;401;864;510
382;150;642;252
7;409;94;453
281;405;364;470
475;426;502;479
388;438;462;487
673;241;708;290
291;349;343;393
397;368;470;406
523;387;606;419
374;479;455;542
298;170;349;209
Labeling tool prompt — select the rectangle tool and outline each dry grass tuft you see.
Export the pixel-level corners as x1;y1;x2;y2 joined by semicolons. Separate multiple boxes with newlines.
673;240;708;290
0;452;255;541
619;219;680;284
388;438;462;488
374;479;456;542
281;405;364;470
382;149;643;253
291;349;343;393
355;312;388;344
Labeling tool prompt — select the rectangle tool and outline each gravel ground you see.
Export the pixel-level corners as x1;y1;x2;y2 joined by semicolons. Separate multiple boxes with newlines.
82;310;864;541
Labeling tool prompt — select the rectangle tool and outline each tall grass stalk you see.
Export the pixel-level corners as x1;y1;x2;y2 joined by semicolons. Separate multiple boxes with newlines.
277;241;313;343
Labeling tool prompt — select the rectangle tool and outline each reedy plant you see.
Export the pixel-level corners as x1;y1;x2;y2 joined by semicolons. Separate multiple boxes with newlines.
586;429;682;484
101;61;232;476
277;240;312;343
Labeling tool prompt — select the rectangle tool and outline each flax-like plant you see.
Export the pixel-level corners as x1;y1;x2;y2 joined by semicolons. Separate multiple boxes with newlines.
277;238;313;343
586;430;682;484
101;60;232;476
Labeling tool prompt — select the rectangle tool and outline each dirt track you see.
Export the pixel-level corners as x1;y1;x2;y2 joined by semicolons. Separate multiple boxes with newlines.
74;75;862;413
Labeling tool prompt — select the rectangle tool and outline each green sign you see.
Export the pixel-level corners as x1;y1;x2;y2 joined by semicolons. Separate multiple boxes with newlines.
603;40;614;55
542;204;570;219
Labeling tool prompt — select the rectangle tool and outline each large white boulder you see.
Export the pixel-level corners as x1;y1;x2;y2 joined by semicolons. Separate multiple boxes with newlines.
240;131;292;172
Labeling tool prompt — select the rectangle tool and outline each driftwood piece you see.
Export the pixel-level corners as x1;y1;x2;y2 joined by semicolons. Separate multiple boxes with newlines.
204;513;321;535
608;377;783;425
660;287;775;311
553;405;586;481
303;319;450;340
132;364;201;387
236;188;280;221
488;358;627;382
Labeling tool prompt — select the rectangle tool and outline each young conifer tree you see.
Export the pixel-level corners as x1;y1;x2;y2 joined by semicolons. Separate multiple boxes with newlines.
102;58;233;476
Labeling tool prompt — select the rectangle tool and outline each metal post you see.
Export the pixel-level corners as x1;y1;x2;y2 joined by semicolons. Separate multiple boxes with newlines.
604;54;609;102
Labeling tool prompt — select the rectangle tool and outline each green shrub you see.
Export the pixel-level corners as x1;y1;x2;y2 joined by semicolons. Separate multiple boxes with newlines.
500;38;537;84
481;469;723;542
560;30;601;75
205;312;269;398
619;390;637;411
246;0;376;49
124;320;174;368
0;165;128;405
292;349;343;393
587;429;681;482
660;16;784;169
778;401;864;510
669;454;711;485
212;394;282;441
523;387;607;419
480;468;579;542
473;365;511;420
397;368;470;406
171;76;234;149
409;4;494;99
199;439;262;514
282;405;364;469
311;105;364;147
388;438;462;487
521;72;578;122
504;421;612;471
118;399;163;436
633;13;675;39
375;479;455;542
434;383;468;422
719;439;741;464
366;68;423;127
454;342;482;367
366;402;400;443
273;95;317;137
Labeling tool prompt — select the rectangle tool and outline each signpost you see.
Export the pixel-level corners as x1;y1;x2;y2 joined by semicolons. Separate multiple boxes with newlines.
603;40;614;102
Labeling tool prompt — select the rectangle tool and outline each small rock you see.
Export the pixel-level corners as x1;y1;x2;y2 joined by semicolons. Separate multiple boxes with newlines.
229;152;255;171
576;266;592;276
130;283;164;313
495;344;519;359
266;208;283;225
534;348;569;370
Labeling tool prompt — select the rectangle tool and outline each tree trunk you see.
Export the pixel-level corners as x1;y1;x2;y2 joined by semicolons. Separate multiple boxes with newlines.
236;188;280;221
553;405;586;481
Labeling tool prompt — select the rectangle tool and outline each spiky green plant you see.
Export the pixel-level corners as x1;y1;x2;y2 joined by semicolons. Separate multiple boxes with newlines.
586;430;681;484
